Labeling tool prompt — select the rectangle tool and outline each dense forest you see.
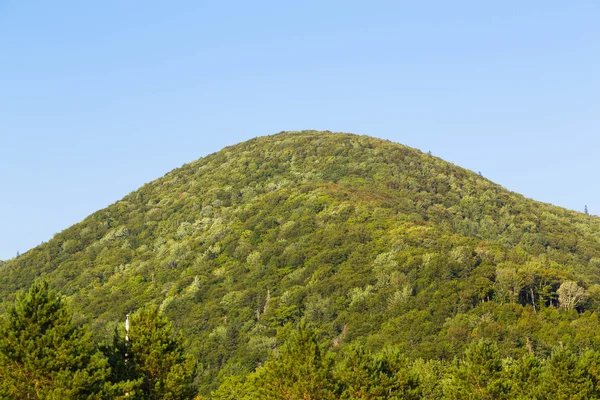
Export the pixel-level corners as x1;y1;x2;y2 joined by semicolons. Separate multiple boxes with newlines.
2;131;600;397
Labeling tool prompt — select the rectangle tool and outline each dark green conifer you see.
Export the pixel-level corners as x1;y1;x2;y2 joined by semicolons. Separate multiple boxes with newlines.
499;354;542;399
0;281;111;399
336;345;421;399
538;346;594;399
109;306;197;399
251;319;338;399
101;326;144;399
443;339;510;400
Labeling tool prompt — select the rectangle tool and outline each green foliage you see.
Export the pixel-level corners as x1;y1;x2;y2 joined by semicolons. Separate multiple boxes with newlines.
109;306;197;399
444;340;510;399
3;131;600;394
0;281;111;399
336;345;421;399
537;346;596;399
211;322;600;399
249;319;337;399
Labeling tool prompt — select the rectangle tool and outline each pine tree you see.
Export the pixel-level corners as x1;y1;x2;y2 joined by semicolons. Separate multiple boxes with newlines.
109;306;197;400
0;281;111;399
336;345;421;399
250;319;338;399
101;327;144;399
503;354;542;399
443;339;511;400
538;346;594;399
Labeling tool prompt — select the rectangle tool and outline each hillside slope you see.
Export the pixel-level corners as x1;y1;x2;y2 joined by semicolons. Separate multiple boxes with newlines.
2;131;600;391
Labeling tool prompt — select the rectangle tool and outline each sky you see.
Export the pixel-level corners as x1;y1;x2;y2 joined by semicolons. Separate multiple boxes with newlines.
1;1;599;260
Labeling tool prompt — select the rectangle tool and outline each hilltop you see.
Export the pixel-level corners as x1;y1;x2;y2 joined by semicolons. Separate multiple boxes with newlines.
2;131;600;392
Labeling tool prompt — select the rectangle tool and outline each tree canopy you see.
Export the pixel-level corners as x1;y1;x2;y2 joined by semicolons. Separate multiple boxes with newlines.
2;131;600;395
0;281;110;399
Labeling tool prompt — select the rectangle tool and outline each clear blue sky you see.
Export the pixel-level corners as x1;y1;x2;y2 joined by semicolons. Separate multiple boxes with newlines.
1;1;599;260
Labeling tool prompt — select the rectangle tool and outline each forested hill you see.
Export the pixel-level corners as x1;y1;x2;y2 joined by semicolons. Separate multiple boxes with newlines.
2;130;600;393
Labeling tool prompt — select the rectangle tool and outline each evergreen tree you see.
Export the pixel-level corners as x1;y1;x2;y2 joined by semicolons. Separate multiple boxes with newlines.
336;345;377;399
503;354;542;399
538;346;594;399
101;326;144;399
109;306;197;400
443;339;510;400
210;375;254;400
579;349;600;397
336;345;421;399
250;319;338;399
410;359;444;400
0;281;111;399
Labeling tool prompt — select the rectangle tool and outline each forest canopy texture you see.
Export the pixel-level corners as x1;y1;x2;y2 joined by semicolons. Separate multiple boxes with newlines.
2;131;600;398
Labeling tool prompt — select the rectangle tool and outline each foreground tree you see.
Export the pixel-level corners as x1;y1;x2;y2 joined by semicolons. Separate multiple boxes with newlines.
537;346;595;399
251;319;338;399
443;339;510;400
336;345;421;399
108;306;197;399
0;281;111;399
213;320;339;399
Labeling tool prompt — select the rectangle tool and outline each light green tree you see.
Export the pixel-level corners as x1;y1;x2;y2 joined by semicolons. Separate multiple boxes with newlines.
557;281;587;311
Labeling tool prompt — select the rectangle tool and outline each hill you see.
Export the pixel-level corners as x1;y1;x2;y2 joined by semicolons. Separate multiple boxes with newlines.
2;130;600;393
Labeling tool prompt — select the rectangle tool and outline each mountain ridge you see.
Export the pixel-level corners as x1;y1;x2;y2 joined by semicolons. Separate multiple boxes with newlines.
2;130;600;392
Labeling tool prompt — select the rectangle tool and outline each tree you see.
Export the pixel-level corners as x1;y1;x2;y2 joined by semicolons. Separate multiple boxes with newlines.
495;265;525;304
249;319;338;399
211;375;254;400
538;346;594;399
503;354;542;399
443;339;510;400
109;306;197;400
557;281;587;311
336;345;421;399
101;326;144;399
0;281;111;399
